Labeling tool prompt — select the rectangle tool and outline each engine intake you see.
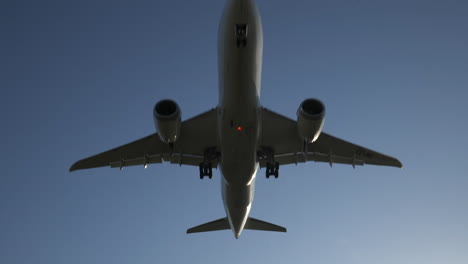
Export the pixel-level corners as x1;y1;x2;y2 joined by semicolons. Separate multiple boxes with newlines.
153;99;181;143
297;98;325;143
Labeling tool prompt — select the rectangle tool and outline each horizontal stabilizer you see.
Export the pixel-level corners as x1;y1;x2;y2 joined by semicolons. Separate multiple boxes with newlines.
187;217;287;234
245;217;287;232
186;217;230;234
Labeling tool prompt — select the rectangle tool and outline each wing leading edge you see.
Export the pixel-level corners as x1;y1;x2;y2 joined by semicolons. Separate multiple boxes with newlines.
259;107;402;168
70;108;218;172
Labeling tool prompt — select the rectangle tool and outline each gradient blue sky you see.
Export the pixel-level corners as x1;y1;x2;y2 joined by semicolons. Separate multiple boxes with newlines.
2;0;468;263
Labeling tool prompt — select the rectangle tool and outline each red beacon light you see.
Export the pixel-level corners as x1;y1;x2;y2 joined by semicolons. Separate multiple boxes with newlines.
236;126;243;131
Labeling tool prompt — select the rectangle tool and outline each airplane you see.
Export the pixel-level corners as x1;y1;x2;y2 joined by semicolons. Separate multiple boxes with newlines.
70;0;402;239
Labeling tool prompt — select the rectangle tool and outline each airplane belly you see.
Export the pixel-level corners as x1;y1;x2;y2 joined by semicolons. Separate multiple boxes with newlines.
218;0;263;108
216;0;264;237
217;0;263;185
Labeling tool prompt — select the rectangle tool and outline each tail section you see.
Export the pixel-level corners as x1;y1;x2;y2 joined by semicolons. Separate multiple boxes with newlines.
186;217;230;234
245;217;287;232
186;217;286;234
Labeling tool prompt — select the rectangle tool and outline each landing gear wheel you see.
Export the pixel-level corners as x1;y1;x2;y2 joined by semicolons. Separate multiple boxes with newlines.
199;163;213;179
266;162;279;179
274;162;279;178
199;163;204;179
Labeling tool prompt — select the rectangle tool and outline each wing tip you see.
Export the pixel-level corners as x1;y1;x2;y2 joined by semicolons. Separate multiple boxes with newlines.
69;160;86;172
69;163;78;172
395;159;403;168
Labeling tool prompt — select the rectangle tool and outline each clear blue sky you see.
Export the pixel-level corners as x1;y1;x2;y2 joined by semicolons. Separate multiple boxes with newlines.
2;0;468;263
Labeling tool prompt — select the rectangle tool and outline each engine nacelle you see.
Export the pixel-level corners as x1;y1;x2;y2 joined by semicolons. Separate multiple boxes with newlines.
297;98;326;143
153;99;181;143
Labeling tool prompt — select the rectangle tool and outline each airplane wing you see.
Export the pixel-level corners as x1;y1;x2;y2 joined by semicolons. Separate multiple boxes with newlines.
70;108;218;171
259;107;402;168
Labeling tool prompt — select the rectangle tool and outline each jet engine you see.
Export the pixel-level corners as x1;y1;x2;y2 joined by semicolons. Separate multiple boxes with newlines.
153;99;181;143
297;98;325;143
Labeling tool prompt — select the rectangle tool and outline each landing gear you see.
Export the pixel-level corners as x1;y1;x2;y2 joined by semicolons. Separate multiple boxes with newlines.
199;163;213;179
257;147;279;179
235;24;248;47
236;39;247;47
266;162;279;179
198;147;219;179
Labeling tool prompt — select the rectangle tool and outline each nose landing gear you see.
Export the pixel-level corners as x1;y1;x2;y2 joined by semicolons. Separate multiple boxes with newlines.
235;24;248;47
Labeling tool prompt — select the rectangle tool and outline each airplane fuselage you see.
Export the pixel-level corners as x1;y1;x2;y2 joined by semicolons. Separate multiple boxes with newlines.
217;0;263;238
